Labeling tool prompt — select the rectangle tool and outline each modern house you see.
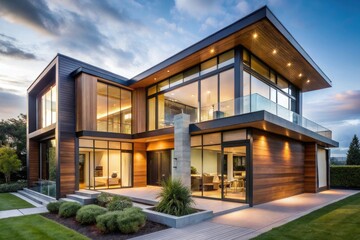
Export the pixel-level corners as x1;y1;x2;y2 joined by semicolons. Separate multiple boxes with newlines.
27;6;338;206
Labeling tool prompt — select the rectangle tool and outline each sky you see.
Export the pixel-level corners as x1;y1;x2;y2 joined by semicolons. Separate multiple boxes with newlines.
0;0;359;157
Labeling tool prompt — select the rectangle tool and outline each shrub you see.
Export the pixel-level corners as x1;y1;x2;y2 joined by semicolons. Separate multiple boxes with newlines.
0;180;27;193
117;207;146;234
330;166;360;188
47;201;64;214
112;195;132;202
96;192;113;207
58;202;81;218
96;211;122;233
155;178;194;216
76;204;107;225
107;199;133;211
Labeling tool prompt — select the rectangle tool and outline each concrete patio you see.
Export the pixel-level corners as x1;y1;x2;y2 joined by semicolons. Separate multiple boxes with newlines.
131;189;358;240
101;186;248;215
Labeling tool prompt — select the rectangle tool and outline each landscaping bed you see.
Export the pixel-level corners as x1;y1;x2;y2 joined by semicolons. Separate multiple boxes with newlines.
43;213;167;240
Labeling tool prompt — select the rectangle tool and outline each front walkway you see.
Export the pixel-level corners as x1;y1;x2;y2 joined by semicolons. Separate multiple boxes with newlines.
0;193;48;219
132;189;358;240
102;186;248;215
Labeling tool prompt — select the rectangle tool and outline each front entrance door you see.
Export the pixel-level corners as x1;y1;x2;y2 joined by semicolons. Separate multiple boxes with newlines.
222;143;249;202
79;154;85;189
147;150;171;186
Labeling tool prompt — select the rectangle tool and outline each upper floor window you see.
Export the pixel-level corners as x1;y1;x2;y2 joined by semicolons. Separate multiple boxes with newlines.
96;82;132;134
39;85;56;128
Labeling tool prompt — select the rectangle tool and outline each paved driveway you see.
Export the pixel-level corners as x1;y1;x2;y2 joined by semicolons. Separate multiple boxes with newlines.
132;189;358;240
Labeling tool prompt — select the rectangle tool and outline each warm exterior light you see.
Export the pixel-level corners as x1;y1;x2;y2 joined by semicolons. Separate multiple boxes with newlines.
307;79;311;83
154;77;157;81
272;49;277;54
207;91;211;94
298;73;302;77
287;62;292;67
210;48;215;54
253;33;258;39
167;70;170;73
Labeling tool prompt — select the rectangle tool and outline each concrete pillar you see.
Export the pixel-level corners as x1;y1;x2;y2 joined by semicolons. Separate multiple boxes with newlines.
173;113;191;188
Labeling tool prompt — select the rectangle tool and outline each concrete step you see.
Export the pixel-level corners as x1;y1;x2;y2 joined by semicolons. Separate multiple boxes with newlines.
66;194;95;205
23;188;56;203
59;198;81;203
75;190;100;198
17;190;51;206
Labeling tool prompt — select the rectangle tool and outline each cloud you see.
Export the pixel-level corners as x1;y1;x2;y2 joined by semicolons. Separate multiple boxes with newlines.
174;0;225;20
0;34;37;60
0;90;26;120
304;90;360;123
0;0;61;35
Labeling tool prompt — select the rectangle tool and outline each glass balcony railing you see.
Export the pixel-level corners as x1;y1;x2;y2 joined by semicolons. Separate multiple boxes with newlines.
199;93;332;138
159;94;332;139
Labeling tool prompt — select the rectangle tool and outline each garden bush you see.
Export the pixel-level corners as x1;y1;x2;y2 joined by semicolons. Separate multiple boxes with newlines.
96;211;122;233
96;192;113;207
58;202;81;218
330;166;360;188
107;199;133;211
0;180;27;193
117;207;146;234
76;204;107;225
46;201;64;214
155;178;194;216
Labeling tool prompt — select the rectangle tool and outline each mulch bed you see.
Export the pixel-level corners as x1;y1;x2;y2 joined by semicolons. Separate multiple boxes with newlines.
43;213;168;240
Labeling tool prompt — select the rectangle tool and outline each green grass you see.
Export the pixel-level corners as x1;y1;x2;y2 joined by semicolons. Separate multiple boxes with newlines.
0;193;34;211
254;193;360;240
0;215;89;240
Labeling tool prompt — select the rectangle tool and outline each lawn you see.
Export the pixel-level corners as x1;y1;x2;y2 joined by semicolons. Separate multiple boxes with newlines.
0;193;34;210
0;215;88;240
254;193;360;240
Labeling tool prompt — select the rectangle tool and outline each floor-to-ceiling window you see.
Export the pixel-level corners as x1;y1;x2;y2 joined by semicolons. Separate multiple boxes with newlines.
190;130;248;202
97;82;132;134
78;139;133;190
38;85;56;129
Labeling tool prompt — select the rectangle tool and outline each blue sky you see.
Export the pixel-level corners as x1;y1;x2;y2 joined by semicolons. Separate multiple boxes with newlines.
0;0;359;156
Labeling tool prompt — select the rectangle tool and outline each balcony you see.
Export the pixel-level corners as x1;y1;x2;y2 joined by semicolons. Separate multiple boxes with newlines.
200;94;332;139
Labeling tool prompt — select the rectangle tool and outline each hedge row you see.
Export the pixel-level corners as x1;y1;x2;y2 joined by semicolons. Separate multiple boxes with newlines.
0;181;27;193
330;166;360;188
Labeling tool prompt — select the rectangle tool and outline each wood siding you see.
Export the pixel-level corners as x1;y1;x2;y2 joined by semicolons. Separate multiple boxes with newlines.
133;142;147;187
146;140;174;151
304;143;317;193
27;140;39;185
75;73;97;131
252;130;304;205
132;88;146;133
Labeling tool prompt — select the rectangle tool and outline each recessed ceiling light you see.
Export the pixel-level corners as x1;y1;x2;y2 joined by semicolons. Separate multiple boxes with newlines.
154;77;157;81
272;49;277;54
171;93;175;96
253;33;258;39
167;70;170;73
287;62;292;67
191;94;194;97
306;79;310;83
298;73;302;77
210;48;215;54
207;91;211;94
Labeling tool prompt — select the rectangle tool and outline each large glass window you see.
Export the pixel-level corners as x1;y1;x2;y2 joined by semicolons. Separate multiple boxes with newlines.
219;69;235;116
39;85;56;128
96;82;132;134
201;75;218;121
78;139;133;190
148;97;156;131
158;81;198;128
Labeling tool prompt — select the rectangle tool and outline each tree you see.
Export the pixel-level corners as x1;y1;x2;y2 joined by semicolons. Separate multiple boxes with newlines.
346;134;360;165
0;114;27;179
0;147;22;183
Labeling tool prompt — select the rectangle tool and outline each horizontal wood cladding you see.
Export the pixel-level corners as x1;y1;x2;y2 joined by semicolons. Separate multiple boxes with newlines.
57;57;78;198
28;140;39;186
132;88;146;134
252;129;304;205
75;73;97;131
133;142;147;187
304;143;317;193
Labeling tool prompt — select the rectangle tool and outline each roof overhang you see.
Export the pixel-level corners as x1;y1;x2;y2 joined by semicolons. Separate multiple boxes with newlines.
130;6;331;92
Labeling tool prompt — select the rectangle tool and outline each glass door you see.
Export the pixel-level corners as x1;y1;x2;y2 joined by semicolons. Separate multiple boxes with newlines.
222;144;248;202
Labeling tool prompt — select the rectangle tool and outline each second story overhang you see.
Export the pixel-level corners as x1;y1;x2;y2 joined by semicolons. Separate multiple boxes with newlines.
130;6;331;92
